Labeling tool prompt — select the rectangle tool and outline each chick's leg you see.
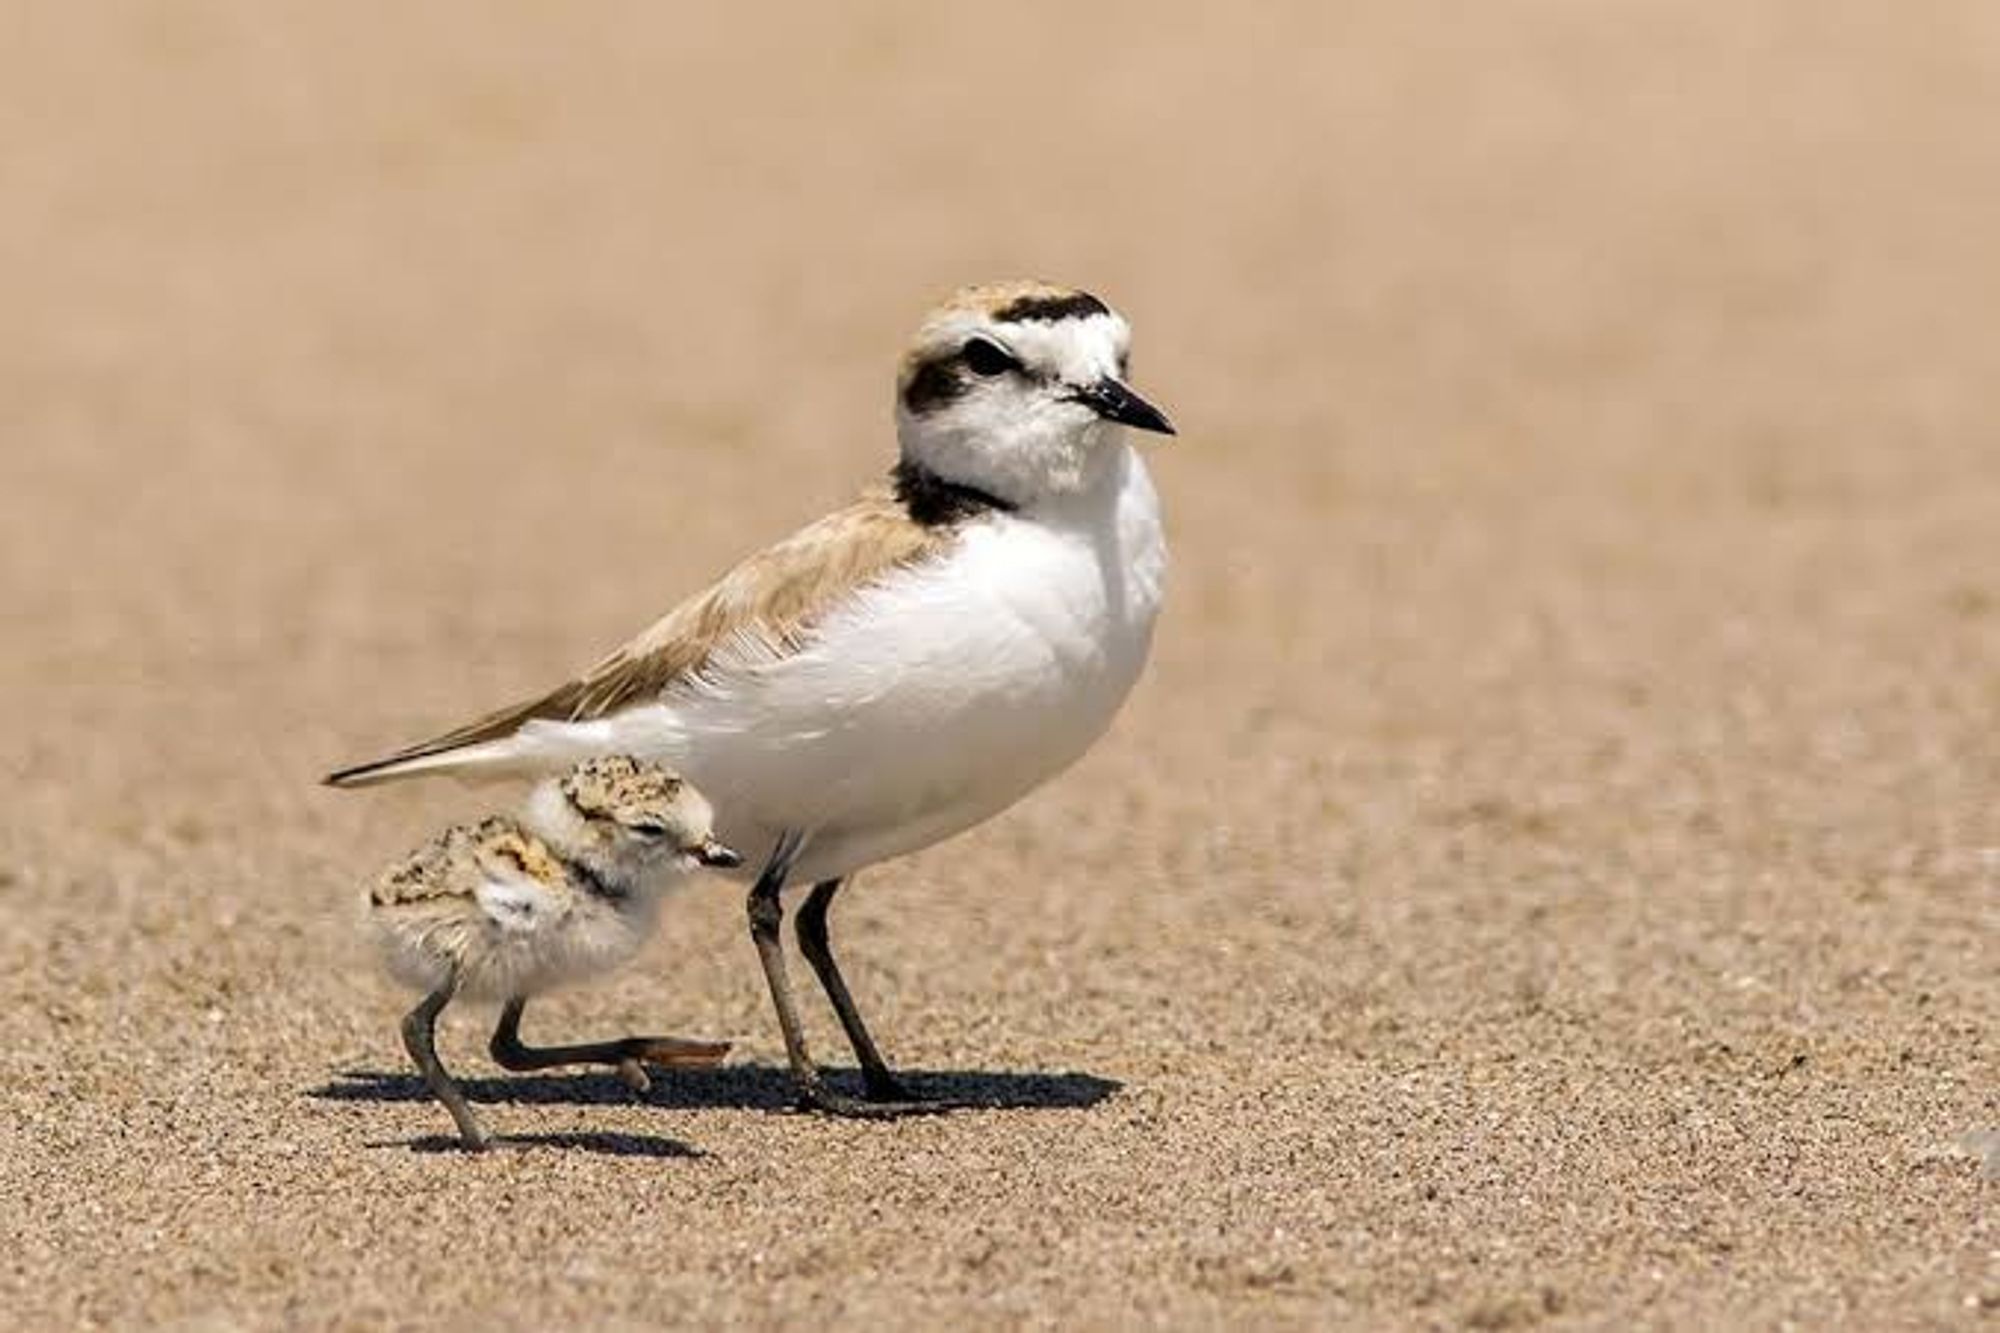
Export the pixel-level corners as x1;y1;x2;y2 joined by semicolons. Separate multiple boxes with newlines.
400;980;489;1150
487;996;729;1093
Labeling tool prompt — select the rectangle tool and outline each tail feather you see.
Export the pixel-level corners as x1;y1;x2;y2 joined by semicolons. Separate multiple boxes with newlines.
323;686;589;788
322;738;535;788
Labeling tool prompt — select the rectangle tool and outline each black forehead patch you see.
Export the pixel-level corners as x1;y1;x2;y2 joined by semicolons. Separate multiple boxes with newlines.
993;291;1109;324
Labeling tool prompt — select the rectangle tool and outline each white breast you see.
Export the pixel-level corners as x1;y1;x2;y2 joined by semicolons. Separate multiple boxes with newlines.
474;873;563;933
537;447;1166;883
453;871;662;1001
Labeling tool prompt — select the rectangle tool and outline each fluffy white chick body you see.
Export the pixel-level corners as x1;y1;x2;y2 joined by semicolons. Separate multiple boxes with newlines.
366;755;739;1148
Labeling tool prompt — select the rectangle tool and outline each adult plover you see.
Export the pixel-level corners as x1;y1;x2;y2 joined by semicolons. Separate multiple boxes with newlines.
330;281;1175;1117
367;755;742;1149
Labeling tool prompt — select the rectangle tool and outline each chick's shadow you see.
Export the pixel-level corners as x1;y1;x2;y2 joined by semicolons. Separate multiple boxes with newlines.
314;1063;1121;1115
387;1130;702;1158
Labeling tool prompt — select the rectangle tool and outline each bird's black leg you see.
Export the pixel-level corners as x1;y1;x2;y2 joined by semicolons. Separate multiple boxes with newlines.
400;978;489;1150
747;834;947;1118
795;878;915;1101
488;996;730;1093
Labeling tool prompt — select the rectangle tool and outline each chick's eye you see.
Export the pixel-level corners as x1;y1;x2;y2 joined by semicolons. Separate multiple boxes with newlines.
628;822;668;839
962;338;1016;377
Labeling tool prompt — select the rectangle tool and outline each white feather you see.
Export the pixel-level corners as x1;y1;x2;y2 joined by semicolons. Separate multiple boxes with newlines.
481;442;1166;883
474;873;559;934
342;297;1170;892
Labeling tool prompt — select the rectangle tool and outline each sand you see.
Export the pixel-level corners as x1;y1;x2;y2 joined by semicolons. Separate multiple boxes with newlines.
1;2;1994;1327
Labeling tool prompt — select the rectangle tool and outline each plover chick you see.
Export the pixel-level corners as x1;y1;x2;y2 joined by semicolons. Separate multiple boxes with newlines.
367;754;742;1149
331;281;1174;1117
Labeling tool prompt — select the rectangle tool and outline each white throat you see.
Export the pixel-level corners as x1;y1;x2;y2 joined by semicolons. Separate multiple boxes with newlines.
518;782;634;890
521;779;587;851
897;412;1133;508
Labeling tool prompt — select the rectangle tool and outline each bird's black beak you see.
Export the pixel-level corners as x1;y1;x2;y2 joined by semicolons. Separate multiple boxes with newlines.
1072;378;1176;436
694;837;743;869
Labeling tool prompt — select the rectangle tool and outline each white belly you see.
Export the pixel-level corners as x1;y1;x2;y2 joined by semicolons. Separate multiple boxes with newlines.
523;451;1166;884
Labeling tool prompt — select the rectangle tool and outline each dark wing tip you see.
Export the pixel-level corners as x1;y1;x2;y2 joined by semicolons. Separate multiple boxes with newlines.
323;761;381;788
322;753;420;788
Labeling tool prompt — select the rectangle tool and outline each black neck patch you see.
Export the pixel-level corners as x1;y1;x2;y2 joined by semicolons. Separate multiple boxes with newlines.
892;459;1017;525
993;290;1109;324
570;854;626;902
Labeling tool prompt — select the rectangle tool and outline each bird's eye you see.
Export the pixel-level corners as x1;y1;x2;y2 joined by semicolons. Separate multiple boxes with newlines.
962;337;1017;377
628;821;669;839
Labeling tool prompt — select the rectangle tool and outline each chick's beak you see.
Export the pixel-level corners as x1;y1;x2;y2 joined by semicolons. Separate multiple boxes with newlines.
694;837;744;869
1072;378;1176;436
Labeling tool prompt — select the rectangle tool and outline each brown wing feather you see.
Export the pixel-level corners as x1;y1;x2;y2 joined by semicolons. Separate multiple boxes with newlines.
325;488;953;786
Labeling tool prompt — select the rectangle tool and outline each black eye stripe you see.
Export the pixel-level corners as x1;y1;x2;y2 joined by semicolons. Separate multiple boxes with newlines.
900;338;1030;415
902;357;965;413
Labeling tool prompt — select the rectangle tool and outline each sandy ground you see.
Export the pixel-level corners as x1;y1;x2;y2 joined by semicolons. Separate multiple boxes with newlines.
1;3;1995;1328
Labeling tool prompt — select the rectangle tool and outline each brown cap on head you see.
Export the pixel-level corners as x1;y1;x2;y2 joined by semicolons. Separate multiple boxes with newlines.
558;755;687;827
932;279;1110;327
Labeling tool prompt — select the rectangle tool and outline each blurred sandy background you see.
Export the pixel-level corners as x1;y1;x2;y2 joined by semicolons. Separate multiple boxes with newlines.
1;2;1994;1327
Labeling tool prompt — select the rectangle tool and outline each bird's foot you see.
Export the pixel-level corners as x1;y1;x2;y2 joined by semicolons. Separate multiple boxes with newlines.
628;1035;733;1068
615;1036;732;1091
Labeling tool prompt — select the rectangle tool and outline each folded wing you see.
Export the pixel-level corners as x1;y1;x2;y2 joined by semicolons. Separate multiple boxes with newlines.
324;489;953;787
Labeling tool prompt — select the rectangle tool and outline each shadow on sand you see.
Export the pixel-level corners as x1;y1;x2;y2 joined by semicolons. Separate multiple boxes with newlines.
314;1063;1121;1116
379;1130;703;1158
